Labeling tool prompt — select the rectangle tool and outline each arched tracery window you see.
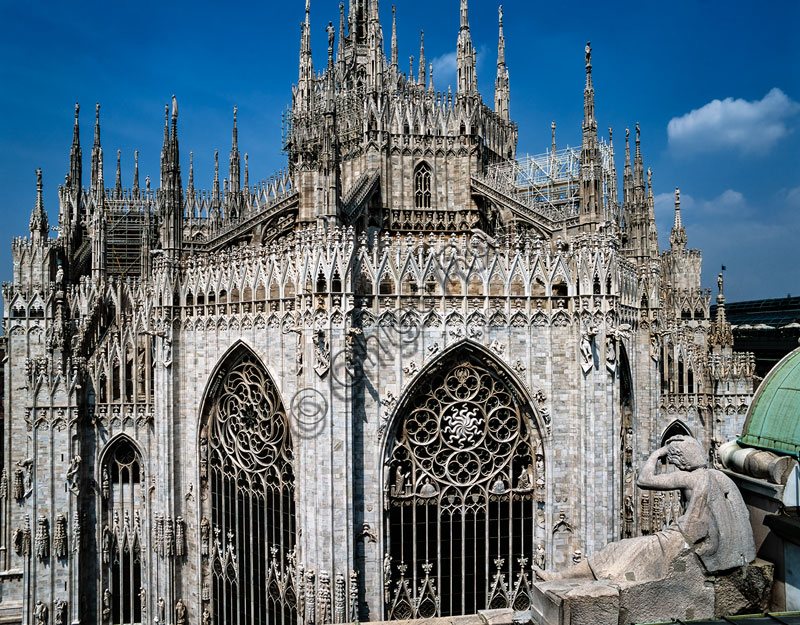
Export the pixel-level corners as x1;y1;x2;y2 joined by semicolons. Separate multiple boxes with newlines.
384;354;542;619
201;349;297;625
414;163;432;209
101;438;144;625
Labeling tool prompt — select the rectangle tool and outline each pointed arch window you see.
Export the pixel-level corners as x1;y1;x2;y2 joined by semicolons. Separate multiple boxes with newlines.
101;438;145;625
414;163;432;209
201;350;297;625
384;354;542;618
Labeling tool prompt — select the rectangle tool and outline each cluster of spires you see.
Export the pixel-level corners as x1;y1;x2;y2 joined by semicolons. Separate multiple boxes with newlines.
295;0;509;119
28;0;689;263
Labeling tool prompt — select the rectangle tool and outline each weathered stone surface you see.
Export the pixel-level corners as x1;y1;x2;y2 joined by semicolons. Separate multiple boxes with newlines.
713;558;774;616
531;554;775;625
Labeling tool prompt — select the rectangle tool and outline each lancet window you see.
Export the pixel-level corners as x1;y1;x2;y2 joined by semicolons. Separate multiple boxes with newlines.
384;355;541;618
202;350;297;625
101;438;145;625
414;163;432;209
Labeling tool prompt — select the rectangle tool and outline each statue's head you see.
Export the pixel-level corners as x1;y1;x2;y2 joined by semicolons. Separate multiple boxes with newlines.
665;435;707;471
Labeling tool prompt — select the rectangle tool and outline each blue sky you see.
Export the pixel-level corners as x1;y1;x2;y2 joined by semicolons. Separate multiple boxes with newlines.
1;0;798;303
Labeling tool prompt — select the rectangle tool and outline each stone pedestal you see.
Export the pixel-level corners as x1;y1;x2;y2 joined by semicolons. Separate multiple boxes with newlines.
530;557;774;625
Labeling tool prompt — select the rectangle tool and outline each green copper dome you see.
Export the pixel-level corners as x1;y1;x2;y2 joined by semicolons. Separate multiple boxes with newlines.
740;346;800;455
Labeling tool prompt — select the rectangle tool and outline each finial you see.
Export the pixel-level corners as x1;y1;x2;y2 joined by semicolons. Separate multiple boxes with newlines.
499;4;503;24
675;187;680;207
133;150;140;189
409;55;414;82
717;272;724;298
188;151;194;188
429;62;434;92
30;168;48;239
93;103;101;146
647;167;652;189
608;126;613;142
115;149;122;190
75;102;80;119
171;95;178;120
551;121;556;153
635;122;640;144
585;41;591;70
244;154;249;189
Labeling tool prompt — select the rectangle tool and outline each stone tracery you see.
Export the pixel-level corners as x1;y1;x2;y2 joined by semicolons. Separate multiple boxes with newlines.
202;348;297;625
385;353;542;618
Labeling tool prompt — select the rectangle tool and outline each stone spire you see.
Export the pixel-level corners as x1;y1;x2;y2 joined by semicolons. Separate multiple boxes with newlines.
297;0;314;112
646;168;658;257
133;150;140;194
244;153;249;190
391;5;398;72
428;62;434;94
579;42;602;225
69;103;82;190
711;272;733;349
418;30;426;88
623;127;632;209
160;96;183;255
494;5;510;120
186;151;194;196
114;150;122;198
366;1;384;91
633;122;644;204
607;126;617;212
30;168;48;244
90;103;103;190
456;0;477;93
160;104;169;188
230;106;241;191
670;187;687;249
212;149;220;217
337;2;346;66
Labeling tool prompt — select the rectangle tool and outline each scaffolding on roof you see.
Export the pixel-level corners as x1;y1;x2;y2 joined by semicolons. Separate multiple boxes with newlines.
482;142;616;222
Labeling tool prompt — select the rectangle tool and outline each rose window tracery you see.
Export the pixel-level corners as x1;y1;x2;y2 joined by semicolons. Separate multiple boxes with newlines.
385;357;542;618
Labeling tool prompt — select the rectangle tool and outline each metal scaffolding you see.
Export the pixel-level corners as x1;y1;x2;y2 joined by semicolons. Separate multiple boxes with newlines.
482;142;615;222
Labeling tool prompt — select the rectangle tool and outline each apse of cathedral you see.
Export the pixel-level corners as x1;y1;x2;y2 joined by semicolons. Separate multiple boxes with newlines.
0;1;758;624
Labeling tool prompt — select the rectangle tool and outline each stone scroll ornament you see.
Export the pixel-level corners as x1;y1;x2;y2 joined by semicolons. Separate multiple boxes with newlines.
536;435;755;583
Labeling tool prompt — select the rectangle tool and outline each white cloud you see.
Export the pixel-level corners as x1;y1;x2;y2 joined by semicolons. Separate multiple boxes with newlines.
431;51;457;87
667;88;799;155
431;46;487;91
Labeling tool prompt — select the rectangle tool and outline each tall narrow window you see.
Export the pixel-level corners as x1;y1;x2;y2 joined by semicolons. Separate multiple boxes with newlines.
102;438;144;625
414;163;432;209
385;354;541;618
202;349;297;625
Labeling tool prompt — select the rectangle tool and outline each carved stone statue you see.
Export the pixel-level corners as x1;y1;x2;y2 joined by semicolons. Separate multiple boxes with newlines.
175;598;187;625
539;436;755;583
102;588;112;623
102;524;111;563
66;455;81;493
34;600;48;625
101;466;110;500
53;514;67;558
139;586;146;621
35;514;50;559
202;607;212;625
534;542;546;569
54;599;67;625
200;516;210;556
623;495;634;538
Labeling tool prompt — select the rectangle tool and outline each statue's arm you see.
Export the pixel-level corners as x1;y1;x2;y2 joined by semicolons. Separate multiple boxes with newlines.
637;445;689;490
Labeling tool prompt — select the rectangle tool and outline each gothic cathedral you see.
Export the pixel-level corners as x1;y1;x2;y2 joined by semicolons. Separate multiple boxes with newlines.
1;1;756;624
